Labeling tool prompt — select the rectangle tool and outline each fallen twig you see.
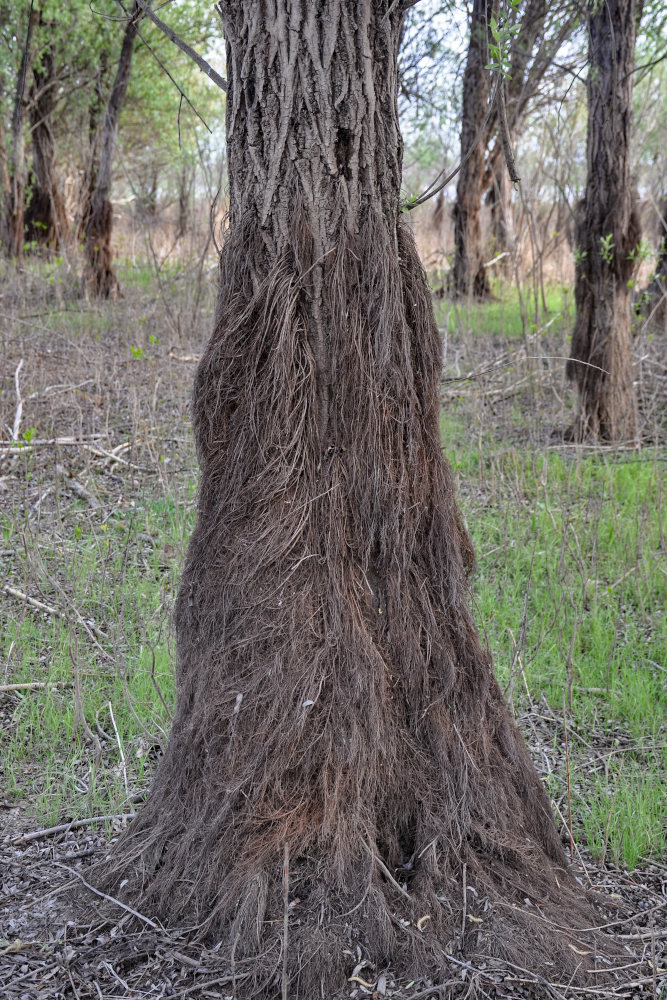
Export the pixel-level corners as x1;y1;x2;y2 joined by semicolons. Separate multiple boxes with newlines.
168;350;200;363
0;435;106;456
56;464;99;508
0;680;65;693
13;813;136;844
3;584;63;619
53;861;158;929
108;700;129;793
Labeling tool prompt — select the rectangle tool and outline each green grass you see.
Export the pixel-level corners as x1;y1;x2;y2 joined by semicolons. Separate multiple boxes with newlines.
1;275;664;872
443;414;667;867
434;282;575;339
1;489;191;824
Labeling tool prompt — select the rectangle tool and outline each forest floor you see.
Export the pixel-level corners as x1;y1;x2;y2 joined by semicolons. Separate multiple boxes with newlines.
0;255;665;999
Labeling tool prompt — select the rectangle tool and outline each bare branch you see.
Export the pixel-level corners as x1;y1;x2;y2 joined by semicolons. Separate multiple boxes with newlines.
132;0;227;92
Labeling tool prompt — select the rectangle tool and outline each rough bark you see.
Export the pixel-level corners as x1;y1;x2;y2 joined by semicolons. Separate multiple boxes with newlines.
566;0;640;442
25;28;69;250
96;3;612;996
451;0;495;298
83;3;141;297
2;3;38;259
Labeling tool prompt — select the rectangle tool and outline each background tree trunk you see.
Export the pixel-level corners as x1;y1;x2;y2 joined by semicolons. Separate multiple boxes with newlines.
642;197;667;331
451;0;495;298
566;0;640;441
25;28;69;251
98;3;611;995
452;0;551;297
83;3;141;296
77;50;108;240
1;2;38;259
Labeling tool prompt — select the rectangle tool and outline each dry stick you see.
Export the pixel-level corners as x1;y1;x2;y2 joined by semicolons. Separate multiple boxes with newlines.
53;862;158;929
565;616;578;713
3;584;63;619
562;694;575;863
282;842;289;1000
460;861;467;941
55;464;98;508
14;813;136;844
133;0;226;91
0;435;107;456
0;680;65;693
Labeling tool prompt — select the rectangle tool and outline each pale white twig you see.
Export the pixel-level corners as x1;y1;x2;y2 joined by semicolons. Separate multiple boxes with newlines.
3;584;63;619
108;700;129;793
12;359;24;441
14;813;136;844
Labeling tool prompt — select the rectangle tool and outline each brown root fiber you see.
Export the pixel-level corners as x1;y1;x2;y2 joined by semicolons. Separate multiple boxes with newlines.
93;4;617;995
94;213;611;996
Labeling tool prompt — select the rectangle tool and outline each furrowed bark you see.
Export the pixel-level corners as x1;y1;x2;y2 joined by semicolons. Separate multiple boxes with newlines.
95;3;617;995
567;0;640;442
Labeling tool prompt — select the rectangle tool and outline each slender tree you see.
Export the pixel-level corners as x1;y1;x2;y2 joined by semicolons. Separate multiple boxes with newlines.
98;3;611;996
83;1;141;296
452;0;496;298
77;49;109;240
566;0;640;441
1;2;38;258
25;19;69;250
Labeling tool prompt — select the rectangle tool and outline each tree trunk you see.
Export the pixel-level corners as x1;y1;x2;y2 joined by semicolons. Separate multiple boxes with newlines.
25;29;69;251
451;0;494;298
77;49;108;240
83;3;141;297
566;0;640;442
2;2;38;259
98;3;610;995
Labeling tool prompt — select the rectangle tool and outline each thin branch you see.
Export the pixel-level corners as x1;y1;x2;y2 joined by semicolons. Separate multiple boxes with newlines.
496;81;520;184
406;75;501;210
53;861;159;929
132;0;226;92
129;11;212;133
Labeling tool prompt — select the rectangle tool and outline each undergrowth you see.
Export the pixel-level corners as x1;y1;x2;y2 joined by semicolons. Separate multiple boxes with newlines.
1;266;665;870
